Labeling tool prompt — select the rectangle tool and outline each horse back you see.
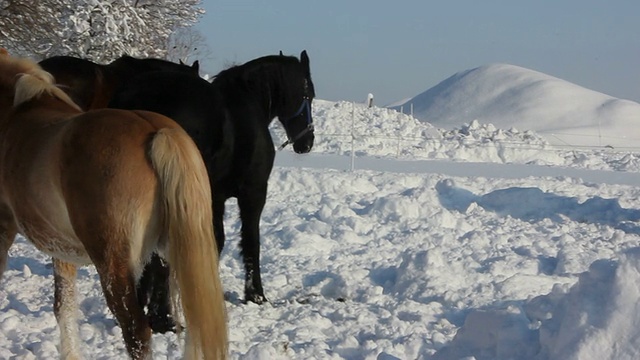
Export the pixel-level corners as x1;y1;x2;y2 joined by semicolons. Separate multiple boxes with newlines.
109;71;231;172
38;56;103;111
58;108;179;193
0;106;177;264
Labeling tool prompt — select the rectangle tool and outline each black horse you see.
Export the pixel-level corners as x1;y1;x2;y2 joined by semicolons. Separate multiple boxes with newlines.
109;51;315;332
39;55;199;110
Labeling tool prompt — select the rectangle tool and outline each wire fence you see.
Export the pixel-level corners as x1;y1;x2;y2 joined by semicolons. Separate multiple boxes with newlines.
304;130;640;158
272;102;640;172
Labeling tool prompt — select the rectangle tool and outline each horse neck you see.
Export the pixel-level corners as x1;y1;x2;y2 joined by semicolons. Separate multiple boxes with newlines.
101;63;136;102
216;75;276;128
106;60;142;85
252;64;287;122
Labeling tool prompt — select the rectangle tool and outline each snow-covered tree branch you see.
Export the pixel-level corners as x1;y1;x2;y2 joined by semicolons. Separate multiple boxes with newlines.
0;0;204;63
0;0;66;56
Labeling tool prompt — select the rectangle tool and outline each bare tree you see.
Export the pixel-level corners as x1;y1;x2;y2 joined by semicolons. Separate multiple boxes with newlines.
166;26;212;64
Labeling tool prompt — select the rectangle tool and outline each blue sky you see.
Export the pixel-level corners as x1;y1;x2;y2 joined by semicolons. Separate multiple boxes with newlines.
195;1;639;106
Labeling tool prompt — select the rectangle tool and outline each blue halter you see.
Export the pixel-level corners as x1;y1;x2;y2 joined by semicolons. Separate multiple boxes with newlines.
278;97;313;150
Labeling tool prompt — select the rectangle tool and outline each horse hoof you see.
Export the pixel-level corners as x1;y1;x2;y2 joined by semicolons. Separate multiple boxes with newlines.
149;316;178;334
244;293;268;305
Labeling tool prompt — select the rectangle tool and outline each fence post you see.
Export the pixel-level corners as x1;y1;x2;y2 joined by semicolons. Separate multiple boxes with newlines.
350;102;356;171
598;116;602;147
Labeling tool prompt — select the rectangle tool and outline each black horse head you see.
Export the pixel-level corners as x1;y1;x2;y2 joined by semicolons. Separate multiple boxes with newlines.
214;50;316;154
276;50;315;154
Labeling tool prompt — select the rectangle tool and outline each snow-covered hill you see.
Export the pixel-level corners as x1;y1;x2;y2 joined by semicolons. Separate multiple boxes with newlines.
390;64;640;148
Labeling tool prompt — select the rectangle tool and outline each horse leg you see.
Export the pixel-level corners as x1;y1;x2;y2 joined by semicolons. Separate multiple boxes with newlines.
96;258;151;359
136;260;152;312
137;253;175;333
238;189;267;304
138;192;223;335
139;195;224;334
53;259;82;360
0;202;17;279
213;195;226;256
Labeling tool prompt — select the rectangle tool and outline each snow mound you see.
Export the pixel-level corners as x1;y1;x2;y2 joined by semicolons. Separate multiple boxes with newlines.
529;248;640;360
433;248;640;360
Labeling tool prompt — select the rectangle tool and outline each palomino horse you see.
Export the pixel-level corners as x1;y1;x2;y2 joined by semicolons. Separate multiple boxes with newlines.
0;50;226;359
38;55;200;110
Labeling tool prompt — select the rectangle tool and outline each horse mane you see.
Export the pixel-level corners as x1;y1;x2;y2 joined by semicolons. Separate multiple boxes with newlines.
112;55;164;67
8;59;81;111
211;55;304;110
107;55;200;81
213;55;299;83
210;53;313;116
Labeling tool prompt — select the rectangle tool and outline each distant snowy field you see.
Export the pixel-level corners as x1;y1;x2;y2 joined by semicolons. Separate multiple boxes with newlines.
312;99;640;173
3;64;640;359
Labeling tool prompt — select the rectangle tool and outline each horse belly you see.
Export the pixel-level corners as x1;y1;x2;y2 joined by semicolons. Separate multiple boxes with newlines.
19;221;90;265
18;214;91;265
12;194;91;265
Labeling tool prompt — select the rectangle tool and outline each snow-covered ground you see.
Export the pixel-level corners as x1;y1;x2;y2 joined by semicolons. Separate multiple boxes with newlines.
3;66;640;359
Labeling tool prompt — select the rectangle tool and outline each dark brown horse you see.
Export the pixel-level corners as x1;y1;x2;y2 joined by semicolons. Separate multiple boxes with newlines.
0;49;226;359
38;55;199;110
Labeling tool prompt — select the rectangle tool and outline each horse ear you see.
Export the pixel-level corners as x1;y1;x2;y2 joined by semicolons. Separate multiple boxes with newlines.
300;50;310;71
279;50;283;56
0;48;8;56
192;60;200;71
179;59;185;65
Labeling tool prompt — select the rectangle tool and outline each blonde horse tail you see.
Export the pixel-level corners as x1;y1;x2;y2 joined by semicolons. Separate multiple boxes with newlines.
148;127;227;359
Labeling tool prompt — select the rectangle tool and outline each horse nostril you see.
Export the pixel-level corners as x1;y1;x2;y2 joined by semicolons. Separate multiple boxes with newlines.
292;139;314;154
300;144;312;154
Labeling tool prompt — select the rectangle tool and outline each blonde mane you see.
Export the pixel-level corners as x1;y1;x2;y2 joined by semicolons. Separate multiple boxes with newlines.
0;52;81;111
